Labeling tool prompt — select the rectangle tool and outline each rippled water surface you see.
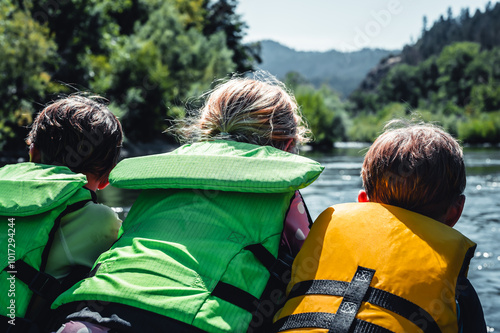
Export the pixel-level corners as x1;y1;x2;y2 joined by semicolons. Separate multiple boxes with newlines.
99;144;500;330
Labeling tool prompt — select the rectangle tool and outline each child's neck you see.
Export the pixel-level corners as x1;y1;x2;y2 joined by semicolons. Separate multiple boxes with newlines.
84;173;108;192
84;176;99;192
29;147;107;192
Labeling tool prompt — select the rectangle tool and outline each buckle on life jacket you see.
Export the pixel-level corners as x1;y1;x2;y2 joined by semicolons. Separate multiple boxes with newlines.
28;271;61;300
10;260;62;301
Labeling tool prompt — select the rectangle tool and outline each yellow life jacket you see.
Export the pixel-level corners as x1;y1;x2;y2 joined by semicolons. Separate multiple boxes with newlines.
274;202;476;333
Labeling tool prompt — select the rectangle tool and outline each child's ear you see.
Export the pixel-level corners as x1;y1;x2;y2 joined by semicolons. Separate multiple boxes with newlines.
283;138;295;153
97;177;109;190
97;175;110;190
358;190;369;202
29;145;41;163
443;194;466;227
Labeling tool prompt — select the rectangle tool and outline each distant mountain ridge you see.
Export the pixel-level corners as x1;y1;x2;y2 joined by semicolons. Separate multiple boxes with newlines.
256;40;397;97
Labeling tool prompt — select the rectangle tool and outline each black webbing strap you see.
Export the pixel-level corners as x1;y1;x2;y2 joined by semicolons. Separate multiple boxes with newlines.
330;266;375;333
244;243;290;281
285;277;442;333
244;244;294;332
212;245;292;320
87;263;101;278
245;244;276;270
366;286;441;333
4;260;62;301
212;281;259;313
273;312;394;333
275;312;335;331
288;279;349;299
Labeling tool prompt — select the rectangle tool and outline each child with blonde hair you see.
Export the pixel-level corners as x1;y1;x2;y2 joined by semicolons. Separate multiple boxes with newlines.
51;73;323;333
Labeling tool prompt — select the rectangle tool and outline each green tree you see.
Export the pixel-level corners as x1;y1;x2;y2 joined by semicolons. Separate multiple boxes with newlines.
0;0;57;150
29;0;130;89
436;42;481;106
294;84;346;149
284;71;310;91
378;64;420;108
0;0;262;152
104;1;235;142
202;0;261;73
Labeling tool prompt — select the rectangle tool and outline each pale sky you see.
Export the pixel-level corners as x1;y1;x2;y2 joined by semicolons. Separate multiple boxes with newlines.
237;0;495;52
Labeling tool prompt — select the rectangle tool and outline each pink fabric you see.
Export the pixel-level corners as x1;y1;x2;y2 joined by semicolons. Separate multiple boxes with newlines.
54;321;110;333
281;191;311;255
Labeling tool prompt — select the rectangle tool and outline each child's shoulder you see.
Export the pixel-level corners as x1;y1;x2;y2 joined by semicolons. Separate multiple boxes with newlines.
61;201;122;242
69;201;121;226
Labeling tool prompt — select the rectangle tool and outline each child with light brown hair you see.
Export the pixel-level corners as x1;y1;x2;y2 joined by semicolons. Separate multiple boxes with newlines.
274;120;487;333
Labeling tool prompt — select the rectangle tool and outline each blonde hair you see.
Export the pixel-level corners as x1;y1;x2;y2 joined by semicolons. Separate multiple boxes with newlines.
361;119;466;220
177;73;310;153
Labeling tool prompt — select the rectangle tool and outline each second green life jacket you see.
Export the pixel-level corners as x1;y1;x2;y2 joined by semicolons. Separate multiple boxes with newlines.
0;162;94;333
52;140;324;333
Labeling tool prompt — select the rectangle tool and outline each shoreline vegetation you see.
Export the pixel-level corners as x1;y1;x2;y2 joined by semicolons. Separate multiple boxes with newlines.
3;141;499;168
1;1;500;160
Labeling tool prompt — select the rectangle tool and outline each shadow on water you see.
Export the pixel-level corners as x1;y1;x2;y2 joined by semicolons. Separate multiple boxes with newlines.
93;143;500;331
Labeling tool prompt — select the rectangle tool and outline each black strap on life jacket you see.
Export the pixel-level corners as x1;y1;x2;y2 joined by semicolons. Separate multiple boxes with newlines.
210;243;291;312
274;265;442;333
9;259;63;301
212;192;308;332
244;243;292;282
1;197;94;333
210;243;294;333
211;281;259;313
274;312;394;333
329;266;375;332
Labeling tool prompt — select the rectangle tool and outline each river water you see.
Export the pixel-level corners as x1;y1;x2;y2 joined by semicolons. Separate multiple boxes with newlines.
98;144;500;331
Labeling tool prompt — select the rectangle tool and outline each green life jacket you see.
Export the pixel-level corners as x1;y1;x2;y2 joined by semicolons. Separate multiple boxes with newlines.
0;162;94;331
53;141;324;333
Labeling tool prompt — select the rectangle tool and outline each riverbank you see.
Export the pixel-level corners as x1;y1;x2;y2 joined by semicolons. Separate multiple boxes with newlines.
2;140;499;167
0;139;180;167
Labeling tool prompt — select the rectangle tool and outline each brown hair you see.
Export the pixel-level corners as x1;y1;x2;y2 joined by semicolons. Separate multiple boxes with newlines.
26;95;123;178
177;73;310;153
361;120;466;220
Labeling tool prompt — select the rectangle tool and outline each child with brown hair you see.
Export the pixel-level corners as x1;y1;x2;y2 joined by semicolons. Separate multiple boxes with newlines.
0;95;123;332
274;120;487;333
50;73;323;333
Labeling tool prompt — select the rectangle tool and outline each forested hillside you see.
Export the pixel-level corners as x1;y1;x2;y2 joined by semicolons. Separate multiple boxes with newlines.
258;40;395;97
1;1;498;156
0;0;259;153
349;2;500;144
401;3;500;65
